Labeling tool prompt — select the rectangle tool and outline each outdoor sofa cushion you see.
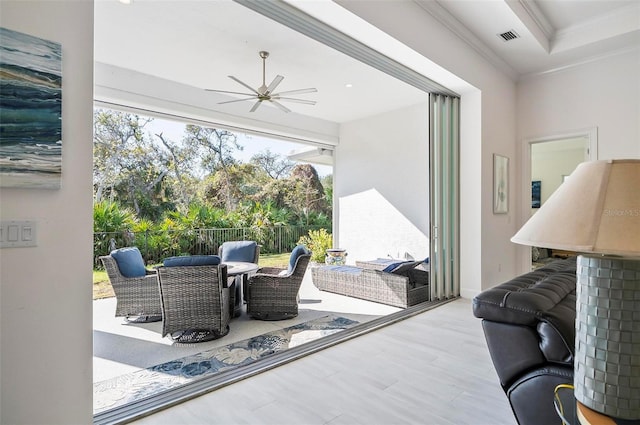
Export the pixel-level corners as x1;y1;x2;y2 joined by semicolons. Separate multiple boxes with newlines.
163;255;221;267
219;241;258;262
110;247;147;278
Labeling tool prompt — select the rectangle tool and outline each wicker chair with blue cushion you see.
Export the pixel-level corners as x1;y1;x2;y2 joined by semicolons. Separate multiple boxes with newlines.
218;240;260;314
156;255;231;343
218;240;260;263
246;245;311;321
99;247;162;322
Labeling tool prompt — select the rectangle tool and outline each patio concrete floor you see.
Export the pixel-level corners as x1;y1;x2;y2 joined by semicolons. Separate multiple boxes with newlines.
93;269;401;383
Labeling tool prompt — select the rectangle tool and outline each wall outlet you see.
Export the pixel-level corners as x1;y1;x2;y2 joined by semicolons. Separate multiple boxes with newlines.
0;220;37;248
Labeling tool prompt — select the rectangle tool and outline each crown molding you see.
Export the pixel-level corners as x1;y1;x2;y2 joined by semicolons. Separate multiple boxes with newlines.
519;44;640;81
552;3;640;53
413;0;519;81
506;0;553;53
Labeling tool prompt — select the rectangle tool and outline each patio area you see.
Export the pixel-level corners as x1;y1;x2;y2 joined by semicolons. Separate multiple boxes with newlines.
93;268;401;384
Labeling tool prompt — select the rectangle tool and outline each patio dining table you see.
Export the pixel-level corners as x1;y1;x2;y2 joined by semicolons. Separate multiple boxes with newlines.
224;261;259;313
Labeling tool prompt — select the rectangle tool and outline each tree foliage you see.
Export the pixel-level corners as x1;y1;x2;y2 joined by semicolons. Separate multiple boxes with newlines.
93;108;332;230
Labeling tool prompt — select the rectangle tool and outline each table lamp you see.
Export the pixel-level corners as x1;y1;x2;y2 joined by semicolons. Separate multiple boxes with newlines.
511;159;640;420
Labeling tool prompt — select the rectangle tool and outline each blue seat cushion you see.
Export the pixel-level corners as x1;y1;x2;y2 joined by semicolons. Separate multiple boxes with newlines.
322;265;362;275
111;247;147;278
163;255;221;267
288;245;310;272
220;241;257;262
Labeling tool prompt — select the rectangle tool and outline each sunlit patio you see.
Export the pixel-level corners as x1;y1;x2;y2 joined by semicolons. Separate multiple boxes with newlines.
93;268;401;384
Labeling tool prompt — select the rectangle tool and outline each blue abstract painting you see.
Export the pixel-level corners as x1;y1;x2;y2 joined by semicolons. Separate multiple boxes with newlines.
0;27;62;189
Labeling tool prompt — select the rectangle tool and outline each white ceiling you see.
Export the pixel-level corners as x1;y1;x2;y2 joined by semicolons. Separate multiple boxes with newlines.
94;0;640;123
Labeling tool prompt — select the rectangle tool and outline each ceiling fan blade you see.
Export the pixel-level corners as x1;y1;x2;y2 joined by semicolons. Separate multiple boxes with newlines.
249;100;262;112
218;97;257;105
273;87;317;96
270;99;291;113
228;76;260;95
271;96;316;105
206;88;255;96
265;75;284;95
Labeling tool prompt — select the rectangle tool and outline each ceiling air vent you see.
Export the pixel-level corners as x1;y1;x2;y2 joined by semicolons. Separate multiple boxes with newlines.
498;30;520;42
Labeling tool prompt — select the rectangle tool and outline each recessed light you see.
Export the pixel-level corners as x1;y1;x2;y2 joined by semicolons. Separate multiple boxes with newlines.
345;83;353;88
119;0;133;5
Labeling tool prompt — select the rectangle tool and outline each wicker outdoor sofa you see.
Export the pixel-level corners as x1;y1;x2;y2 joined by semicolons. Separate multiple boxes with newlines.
311;260;429;308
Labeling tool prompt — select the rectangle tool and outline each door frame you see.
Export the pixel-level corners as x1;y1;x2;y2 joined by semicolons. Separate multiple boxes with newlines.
517;127;598;272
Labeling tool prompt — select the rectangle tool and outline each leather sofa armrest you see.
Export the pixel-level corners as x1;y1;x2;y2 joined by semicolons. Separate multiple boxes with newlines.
482;320;546;388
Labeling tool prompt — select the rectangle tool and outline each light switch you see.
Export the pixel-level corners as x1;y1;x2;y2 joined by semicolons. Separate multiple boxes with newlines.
0;220;37;248
22;226;33;241
8;225;19;242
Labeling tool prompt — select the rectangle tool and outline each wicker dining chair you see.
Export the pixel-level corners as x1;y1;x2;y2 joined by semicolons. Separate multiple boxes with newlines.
218;240;260;313
156;263;231;343
100;250;162;323
246;249;311;321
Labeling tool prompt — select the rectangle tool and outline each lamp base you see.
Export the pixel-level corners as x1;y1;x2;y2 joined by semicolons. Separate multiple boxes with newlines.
574;255;640;420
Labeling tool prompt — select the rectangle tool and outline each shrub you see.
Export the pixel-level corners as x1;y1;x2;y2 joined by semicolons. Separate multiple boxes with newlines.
298;228;332;263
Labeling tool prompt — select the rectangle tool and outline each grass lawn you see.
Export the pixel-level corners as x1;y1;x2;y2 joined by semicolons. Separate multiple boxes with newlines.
93;253;291;300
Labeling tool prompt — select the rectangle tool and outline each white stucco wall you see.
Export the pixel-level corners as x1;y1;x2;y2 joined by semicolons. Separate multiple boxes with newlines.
0;2;94;424
336;102;430;263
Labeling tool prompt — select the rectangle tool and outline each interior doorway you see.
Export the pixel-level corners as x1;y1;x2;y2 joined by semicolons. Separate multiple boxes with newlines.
525;130;597;269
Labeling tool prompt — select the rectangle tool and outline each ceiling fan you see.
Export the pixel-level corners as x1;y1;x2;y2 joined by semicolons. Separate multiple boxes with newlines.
206;51;317;113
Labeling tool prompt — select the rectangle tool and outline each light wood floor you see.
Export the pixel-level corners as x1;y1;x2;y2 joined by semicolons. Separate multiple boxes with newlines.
131;298;516;425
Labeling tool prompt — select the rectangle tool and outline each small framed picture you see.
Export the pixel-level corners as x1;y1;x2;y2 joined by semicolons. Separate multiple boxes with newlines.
532;180;541;208
493;154;508;214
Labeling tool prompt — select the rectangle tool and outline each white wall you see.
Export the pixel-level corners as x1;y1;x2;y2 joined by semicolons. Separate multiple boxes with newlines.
336;103;430;263
336;1;518;297
518;49;640;161
516;49;640;270
0;2;94;424
531;145;586;207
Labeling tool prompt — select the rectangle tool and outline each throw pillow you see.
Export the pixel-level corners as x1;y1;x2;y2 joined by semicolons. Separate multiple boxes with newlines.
389;261;421;275
382;261;410;273
111;247;147;278
163;255;221;267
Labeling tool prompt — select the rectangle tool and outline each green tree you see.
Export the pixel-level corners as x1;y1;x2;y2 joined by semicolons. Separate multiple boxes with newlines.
250;148;294;179
93;109;173;219
183;125;242;210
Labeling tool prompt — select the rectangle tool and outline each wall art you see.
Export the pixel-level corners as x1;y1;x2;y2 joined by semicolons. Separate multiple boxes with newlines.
493;154;508;214
0;27;62;189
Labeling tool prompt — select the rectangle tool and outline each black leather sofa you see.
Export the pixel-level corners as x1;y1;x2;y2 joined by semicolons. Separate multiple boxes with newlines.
472;257;577;425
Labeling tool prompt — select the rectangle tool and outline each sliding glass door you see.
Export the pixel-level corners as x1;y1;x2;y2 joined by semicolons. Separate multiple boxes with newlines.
429;94;460;299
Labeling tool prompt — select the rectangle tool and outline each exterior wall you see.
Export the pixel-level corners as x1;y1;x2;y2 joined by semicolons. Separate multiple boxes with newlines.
336;102;430;263
0;2;94;424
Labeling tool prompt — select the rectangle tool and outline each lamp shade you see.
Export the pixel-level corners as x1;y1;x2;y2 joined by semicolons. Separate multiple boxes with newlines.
511;159;640;256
